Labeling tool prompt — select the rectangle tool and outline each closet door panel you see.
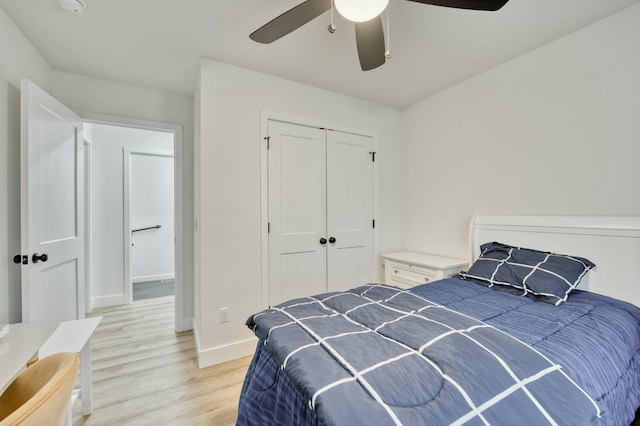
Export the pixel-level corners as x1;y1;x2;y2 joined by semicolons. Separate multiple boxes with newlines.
268;121;327;306
326;130;374;292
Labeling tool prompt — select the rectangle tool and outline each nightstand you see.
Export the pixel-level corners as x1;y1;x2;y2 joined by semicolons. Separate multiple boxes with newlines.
381;252;468;289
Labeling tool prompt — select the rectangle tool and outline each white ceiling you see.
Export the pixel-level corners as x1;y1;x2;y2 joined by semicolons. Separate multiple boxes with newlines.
1;0;638;108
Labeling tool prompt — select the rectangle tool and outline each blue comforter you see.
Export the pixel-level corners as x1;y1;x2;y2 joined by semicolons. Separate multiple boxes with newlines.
238;278;640;425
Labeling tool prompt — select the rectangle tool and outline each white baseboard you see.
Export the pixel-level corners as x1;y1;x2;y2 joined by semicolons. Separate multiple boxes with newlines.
132;274;175;283
90;294;126;310
192;319;257;369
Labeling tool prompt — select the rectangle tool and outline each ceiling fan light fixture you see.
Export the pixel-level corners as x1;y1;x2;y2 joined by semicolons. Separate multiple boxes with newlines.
334;0;390;23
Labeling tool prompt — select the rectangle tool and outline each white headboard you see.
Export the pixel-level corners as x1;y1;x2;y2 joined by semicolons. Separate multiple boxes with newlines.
469;215;640;307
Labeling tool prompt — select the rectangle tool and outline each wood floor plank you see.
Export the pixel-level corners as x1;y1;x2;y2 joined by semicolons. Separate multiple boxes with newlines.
73;296;252;425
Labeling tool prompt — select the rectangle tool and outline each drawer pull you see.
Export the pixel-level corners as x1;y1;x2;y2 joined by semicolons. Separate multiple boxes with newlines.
424;277;430;282
394;270;398;274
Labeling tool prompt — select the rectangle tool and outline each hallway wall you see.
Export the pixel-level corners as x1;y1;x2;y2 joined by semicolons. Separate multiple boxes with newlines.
86;123;173;309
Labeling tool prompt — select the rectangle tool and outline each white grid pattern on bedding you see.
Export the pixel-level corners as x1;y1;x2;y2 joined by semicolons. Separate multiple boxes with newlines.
263;284;600;425
462;246;593;305
401;285;601;418
272;303;405;426
269;294;487;424
322;287;553;424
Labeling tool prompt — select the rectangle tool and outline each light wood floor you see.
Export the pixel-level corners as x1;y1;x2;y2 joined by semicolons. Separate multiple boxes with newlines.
74;296;252;425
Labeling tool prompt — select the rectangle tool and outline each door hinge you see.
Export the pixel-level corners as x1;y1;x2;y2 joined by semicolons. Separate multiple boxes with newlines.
264;136;270;150
268;222;270;233
369;152;376;162
372;219;376;229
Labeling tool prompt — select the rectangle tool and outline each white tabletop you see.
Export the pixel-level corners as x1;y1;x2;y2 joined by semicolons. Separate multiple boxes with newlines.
381;251;468;269
0;320;58;393
39;316;103;357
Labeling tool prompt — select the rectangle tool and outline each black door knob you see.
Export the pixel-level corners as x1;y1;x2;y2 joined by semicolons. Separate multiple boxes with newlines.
329;237;336;244
32;253;48;263
319;238;327;245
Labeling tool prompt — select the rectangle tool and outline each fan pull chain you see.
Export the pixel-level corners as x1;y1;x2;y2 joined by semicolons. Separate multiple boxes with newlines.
328;0;336;33
385;4;392;58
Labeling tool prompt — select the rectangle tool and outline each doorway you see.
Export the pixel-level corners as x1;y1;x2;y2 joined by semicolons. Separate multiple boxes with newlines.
124;148;175;302
84;117;185;331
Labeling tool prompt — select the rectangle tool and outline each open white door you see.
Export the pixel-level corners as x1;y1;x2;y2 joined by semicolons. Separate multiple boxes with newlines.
21;79;84;322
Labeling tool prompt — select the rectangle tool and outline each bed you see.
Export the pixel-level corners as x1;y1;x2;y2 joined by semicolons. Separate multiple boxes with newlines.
237;216;640;425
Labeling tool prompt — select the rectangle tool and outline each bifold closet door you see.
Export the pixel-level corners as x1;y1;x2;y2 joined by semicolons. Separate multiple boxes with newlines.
326;130;374;292
268;121;327;306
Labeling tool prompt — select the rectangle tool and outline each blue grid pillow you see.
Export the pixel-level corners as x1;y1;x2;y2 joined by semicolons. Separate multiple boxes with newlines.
459;242;595;306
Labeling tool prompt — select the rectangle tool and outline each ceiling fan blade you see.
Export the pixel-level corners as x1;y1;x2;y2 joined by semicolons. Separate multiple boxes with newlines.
405;0;509;11
355;17;386;71
250;0;331;43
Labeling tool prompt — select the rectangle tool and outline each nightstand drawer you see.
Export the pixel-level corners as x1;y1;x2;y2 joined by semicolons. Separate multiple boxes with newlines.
382;252;467;288
388;261;436;285
388;275;421;289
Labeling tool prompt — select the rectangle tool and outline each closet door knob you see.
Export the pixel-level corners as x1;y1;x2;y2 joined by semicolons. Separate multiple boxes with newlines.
32;253;48;263
328;237;336;244
319;238;327;245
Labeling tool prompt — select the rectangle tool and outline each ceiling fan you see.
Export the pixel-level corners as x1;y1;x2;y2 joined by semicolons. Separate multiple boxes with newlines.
250;0;509;71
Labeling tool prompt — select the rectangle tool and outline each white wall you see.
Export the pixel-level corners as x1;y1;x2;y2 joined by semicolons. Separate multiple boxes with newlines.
130;154;175;282
401;4;640;261
194;59;403;367
52;72;195;326
86;123;173;308
193;73;202;338
0;6;52;323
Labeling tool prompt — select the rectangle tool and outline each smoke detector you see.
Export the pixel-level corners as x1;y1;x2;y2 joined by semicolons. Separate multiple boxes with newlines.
57;0;87;13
